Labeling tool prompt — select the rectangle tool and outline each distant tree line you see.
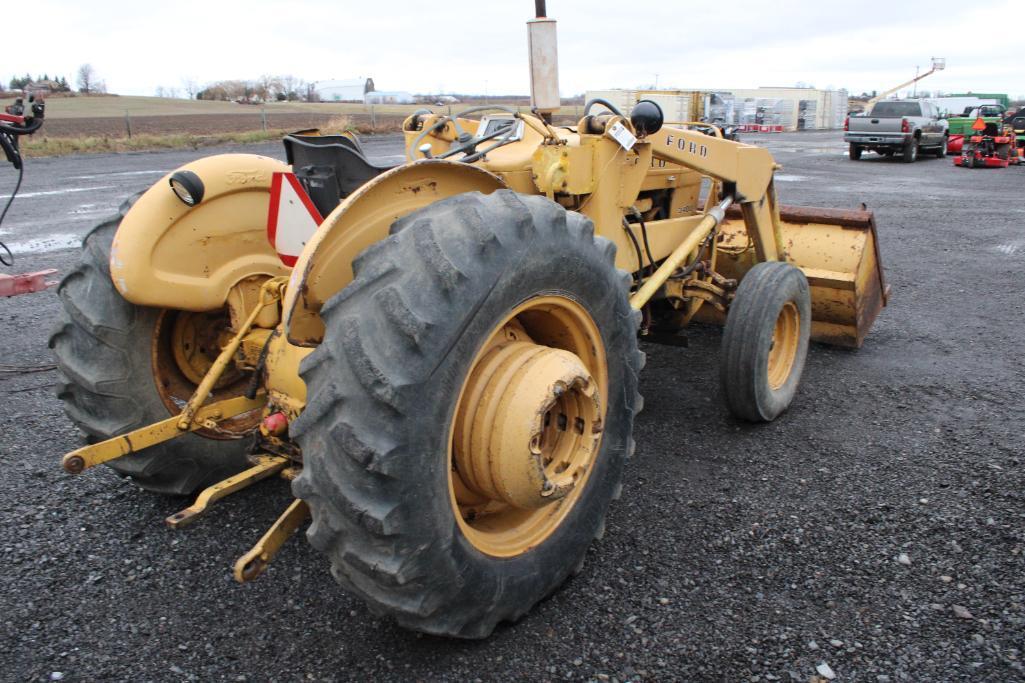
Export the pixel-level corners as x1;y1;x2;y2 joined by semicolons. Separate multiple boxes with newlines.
6;63;106;94
194;75;312;103
7;73;72;92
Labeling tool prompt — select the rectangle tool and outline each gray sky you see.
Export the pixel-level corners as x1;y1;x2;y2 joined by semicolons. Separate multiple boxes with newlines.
7;0;1020;98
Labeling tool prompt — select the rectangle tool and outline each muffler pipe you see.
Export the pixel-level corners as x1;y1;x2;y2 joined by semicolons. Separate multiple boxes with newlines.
527;2;559;119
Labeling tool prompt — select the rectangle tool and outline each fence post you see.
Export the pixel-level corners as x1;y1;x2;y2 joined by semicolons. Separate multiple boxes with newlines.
370;104;377;130
124;110;132;139
261;108;268;132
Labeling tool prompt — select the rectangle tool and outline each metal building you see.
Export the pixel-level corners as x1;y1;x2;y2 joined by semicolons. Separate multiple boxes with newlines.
314;78;375;102
585;87;849;131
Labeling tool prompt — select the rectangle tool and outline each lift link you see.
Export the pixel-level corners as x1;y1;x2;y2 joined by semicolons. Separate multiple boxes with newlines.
233;498;310;583
61;394;266;474
165;454;289;528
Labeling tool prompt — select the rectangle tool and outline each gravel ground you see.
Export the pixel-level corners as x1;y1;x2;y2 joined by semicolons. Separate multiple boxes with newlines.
1;131;1023;682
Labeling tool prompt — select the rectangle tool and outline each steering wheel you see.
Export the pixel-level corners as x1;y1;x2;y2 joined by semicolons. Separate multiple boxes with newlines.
409;106;521;162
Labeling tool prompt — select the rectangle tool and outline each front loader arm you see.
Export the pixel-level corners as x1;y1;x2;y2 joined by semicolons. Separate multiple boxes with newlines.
639;124;887;348
647;125;784;262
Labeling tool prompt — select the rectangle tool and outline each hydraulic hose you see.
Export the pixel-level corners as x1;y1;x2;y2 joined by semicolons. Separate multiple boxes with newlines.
583;98;625;118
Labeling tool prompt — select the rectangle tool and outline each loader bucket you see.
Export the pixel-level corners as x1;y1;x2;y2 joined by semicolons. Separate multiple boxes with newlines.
715;205;889;348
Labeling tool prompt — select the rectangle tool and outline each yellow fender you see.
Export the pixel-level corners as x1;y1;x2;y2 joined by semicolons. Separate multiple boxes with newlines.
283;160;505;346
110;154;291;311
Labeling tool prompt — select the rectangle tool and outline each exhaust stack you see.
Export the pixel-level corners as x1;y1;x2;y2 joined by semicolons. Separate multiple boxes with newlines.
527;1;560;118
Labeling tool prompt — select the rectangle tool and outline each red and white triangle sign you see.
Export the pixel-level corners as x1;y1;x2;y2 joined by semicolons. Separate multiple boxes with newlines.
266;172;324;267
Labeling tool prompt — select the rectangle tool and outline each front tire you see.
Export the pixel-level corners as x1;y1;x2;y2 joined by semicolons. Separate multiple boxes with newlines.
291;191;643;638
50;198;257;495
935;136;948;158
720;262;811;422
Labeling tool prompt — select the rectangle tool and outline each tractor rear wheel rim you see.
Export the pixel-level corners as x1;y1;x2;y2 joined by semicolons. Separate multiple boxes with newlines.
449;295;608;557
767;301;800;391
152;309;259;439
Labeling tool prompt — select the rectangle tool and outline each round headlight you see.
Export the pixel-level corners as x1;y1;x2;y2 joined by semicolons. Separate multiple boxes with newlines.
630;99;664;137
169;170;205;206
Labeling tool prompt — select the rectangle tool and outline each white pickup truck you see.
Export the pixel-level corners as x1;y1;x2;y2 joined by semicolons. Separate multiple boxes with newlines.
844;100;948;162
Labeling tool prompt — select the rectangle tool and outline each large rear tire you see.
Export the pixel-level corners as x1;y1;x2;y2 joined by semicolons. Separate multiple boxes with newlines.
291;190;643;638
720;261;811;422
848;143;862;160
50;198;256;495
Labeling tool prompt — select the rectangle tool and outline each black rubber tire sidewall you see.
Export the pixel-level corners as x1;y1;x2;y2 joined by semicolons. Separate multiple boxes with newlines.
849;144;862;160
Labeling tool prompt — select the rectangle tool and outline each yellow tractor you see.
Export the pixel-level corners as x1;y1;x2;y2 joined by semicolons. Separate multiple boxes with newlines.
52;2;887;638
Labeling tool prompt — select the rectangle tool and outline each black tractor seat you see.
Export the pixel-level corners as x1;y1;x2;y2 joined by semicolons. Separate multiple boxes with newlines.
283;130;401;217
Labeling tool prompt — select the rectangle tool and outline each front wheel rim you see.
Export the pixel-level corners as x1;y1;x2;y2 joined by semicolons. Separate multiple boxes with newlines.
767;302;800;391
448;295;608;557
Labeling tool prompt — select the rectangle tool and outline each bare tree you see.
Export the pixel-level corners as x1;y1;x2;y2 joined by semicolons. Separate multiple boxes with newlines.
278;74;306;101
77;63;96;94
254;74;282;102
182;78;199;99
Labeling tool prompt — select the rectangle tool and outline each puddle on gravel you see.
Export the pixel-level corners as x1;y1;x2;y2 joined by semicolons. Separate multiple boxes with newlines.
68;170;166;180
995;242;1022;256
0;186;115;200
6;233;82;254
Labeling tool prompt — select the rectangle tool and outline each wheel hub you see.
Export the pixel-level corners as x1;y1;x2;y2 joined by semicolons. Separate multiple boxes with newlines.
152;309;258;438
454;341;602;510
170;310;241;388
447;295;609;557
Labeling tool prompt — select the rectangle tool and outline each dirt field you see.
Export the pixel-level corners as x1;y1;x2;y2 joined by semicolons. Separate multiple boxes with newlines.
0;95;440;119
1;94;580;141
32;112;405;138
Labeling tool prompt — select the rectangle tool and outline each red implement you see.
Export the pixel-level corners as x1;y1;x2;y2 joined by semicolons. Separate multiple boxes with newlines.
0;269;58;297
